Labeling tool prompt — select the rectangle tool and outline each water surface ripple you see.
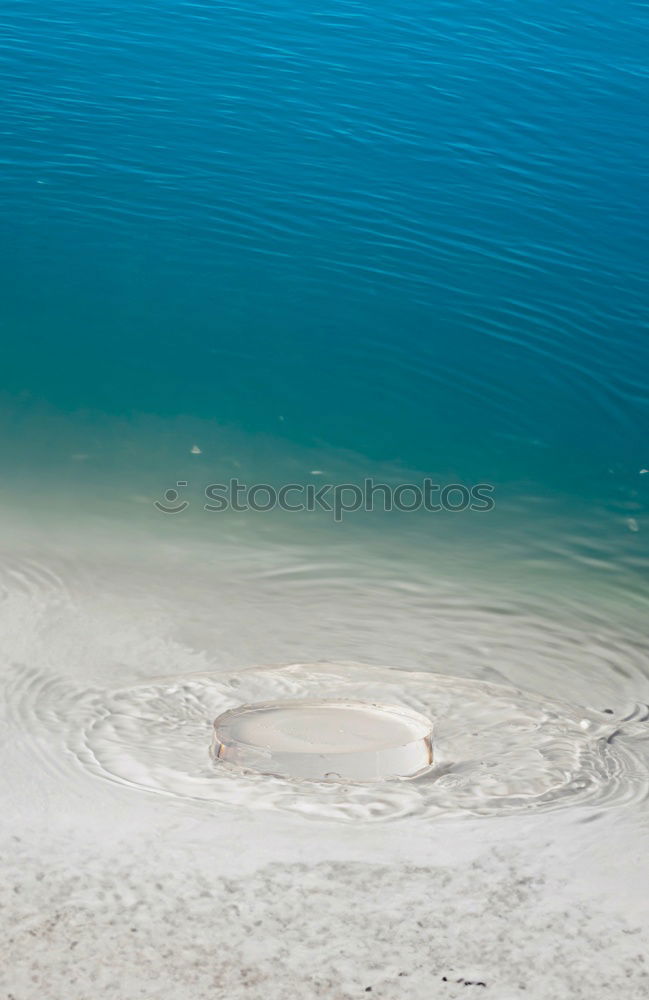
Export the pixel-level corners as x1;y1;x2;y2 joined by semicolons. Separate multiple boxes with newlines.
1;1;647;466
10;661;649;823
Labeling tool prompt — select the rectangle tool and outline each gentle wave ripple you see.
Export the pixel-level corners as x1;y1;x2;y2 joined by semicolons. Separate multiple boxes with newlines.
8;661;649;823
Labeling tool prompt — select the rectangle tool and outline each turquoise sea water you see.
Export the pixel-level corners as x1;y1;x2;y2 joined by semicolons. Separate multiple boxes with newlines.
2;0;648;483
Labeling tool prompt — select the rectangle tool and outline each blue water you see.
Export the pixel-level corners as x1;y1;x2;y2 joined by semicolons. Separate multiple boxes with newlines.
1;0;648;484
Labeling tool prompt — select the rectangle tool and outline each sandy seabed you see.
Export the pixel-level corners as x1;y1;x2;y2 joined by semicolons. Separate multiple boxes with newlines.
2;491;648;1000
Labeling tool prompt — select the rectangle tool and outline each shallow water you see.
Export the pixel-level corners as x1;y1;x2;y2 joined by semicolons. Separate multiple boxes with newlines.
37;661;647;821
2;425;649;820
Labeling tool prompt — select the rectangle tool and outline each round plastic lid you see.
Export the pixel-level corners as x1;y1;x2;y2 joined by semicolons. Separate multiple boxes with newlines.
211;698;434;782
